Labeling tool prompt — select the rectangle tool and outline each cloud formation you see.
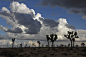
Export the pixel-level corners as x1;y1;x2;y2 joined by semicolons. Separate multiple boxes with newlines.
0;1;42;34
0;1;76;41
41;0;86;20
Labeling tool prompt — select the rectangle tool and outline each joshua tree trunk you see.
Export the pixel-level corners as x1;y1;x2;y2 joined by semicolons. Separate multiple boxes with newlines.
48;41;50;50
48;41;49;47
73;41;74;48
71;40;72;49
52;42;53;47
52;42;54;50
12;42;14;49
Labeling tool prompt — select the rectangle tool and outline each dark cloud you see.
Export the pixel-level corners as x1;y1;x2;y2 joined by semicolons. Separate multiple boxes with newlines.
41;0;86;19
41;0;86;8
70;9;80;14
13;12;42;34
65;24;75;29
25;20;42;34
5;27;22;33
13;12;34;26
40;18;59;28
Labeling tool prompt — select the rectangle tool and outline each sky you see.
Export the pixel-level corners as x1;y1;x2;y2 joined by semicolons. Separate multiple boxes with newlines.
0;0;86;47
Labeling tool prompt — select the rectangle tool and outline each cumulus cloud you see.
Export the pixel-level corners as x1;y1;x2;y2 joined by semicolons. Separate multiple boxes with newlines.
0;1;76;41
0;1;42;34
41;0;86;20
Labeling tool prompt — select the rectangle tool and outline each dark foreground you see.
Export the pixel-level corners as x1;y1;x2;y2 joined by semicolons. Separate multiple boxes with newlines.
0;47;86;57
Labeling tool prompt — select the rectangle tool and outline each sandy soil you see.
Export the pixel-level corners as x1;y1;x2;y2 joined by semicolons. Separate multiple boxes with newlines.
0;47;86;57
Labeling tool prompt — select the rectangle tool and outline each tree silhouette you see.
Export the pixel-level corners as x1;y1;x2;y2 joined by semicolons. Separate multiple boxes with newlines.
20;43;22;48
32;43;35;47
76;45;78;47
46;35;50;47
64;31;79;49
37;41;40;48
12;38;15;49
49;34;58;48
42;44;44;47
81;42;85;47
68;43;70;47
60;44;64;47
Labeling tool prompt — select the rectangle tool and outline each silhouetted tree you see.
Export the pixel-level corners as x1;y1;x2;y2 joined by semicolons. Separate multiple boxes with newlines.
42;44;44;47
12;38;15;49
76;45;78;47
64;31;79;49
20;43;22;48
57;45;58;47
68;43;70;47
65;45;66;47
46;35;50;47
37;41;40;48
60;44;64;47
32;43;35;47
81;42;85;47
50;34;58;48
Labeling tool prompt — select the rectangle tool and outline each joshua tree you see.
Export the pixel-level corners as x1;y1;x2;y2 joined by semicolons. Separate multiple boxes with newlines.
50;34;58;47
60;44;64;47
12;38;15;49
32;43;35;47
20;43;22;48
46;35;50;47
65;45;66;47
64;31;79;49
68;43;70;47
42;44;44;47
81;42;85;47
76;45;78;47
57;45;58;47
37;41;40;48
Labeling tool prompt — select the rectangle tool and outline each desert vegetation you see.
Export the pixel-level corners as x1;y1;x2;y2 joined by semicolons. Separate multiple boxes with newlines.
12;38;15;49
64;31;79;49
0;31;86;57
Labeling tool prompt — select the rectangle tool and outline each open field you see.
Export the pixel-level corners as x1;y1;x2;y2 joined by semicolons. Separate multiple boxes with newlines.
0;47;86;57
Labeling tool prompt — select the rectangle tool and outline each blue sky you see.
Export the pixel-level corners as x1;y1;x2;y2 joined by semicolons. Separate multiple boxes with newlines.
0;0;86;47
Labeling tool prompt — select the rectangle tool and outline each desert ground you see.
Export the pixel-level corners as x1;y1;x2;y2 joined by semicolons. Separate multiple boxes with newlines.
0;47;86;57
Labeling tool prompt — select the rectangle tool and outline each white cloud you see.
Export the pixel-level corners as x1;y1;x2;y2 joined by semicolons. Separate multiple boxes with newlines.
0;1;76;40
